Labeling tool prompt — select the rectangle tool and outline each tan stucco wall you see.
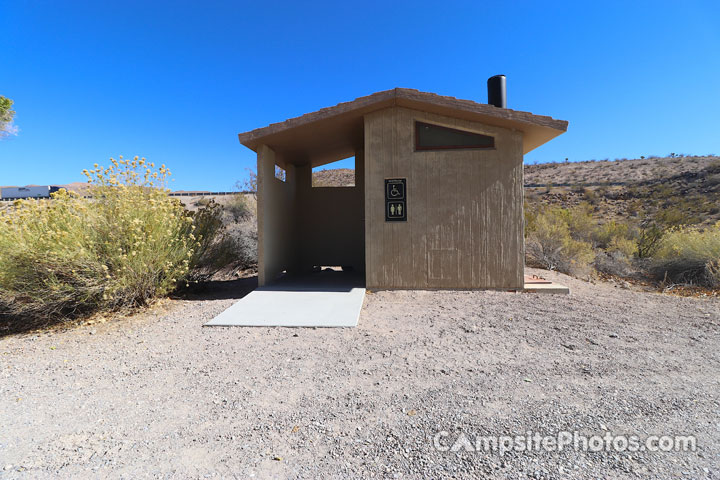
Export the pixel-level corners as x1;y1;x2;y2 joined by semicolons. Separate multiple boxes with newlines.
364;107;524;289
256;145;297;286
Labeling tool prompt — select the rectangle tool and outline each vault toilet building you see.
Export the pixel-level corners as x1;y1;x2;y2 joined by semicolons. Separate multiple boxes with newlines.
239;78;568;290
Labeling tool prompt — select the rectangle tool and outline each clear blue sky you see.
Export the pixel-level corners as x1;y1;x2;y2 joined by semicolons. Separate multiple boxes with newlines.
1;0;719;191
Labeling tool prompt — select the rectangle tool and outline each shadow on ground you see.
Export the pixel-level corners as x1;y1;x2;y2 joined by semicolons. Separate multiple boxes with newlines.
0;276;260;338
171;276;258;301
0;312;98;339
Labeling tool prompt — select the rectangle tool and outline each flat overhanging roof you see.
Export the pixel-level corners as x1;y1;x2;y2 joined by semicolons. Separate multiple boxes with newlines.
238;88;568;167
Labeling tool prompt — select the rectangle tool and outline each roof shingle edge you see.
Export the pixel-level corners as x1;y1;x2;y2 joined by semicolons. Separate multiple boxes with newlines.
237;88;568;146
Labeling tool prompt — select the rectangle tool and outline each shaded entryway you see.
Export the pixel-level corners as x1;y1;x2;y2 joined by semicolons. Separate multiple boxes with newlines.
205;269;365;327
255;145;365;287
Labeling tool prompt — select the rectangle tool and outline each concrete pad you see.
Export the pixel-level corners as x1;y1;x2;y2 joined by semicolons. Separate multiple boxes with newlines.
205;270;366;327
522;282;570;294
523;274;569;293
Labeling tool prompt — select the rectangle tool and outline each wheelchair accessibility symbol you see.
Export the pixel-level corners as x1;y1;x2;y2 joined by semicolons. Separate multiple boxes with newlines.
385;179;405;200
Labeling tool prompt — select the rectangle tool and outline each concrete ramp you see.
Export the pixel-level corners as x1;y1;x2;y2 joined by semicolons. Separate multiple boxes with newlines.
205;270;365;328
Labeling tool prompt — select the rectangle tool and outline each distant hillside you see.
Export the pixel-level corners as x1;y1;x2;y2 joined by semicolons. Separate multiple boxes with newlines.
312;168;355;187
526;155;720;226
524;155;717;186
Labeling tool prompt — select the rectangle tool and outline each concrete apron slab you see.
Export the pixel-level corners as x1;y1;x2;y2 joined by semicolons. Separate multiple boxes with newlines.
523;274;570;294
522;282;570;294
205;270;366;328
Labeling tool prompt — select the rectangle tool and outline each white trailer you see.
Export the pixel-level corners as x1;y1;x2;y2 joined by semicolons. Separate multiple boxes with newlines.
0;186;51;199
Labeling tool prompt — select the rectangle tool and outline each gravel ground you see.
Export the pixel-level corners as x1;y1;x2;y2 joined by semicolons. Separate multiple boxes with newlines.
1;269;719;479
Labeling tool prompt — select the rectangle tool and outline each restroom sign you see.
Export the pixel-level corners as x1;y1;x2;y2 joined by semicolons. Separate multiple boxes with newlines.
385;178;407;222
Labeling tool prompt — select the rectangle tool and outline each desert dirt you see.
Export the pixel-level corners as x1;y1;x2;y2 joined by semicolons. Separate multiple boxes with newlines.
1;268;719;479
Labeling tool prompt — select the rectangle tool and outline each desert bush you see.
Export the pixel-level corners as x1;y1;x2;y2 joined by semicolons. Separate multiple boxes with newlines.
564;202;596;243
707;160;720;175
593;235;638;277
226;220;258;267
235;168;258;192
195;196;212;207
607;235;638;258
653;184;674;198
583;187;599;204
656;207;691;227
0;157;224;322
190;195;258;278
650;223;720;287
626;199;641;217
526;204;644;278
636;206;696;259
225;193;252;222
706;173;720;187
626;185;644;198
525;206;595;276
592;220;636;250
224;193;257;269
593;251;633;277
187;200;242;280
637;222;664;259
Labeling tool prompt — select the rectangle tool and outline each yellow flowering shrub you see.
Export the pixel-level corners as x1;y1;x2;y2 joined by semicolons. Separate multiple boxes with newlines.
651;222;720;287
525;205;595;276
0;157;209;321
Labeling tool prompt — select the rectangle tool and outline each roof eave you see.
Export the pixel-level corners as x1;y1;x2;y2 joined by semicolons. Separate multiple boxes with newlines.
238;88;568;155
238;89;399;152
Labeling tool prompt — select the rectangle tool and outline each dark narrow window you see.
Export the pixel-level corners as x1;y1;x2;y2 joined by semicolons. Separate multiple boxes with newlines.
415;121;494;151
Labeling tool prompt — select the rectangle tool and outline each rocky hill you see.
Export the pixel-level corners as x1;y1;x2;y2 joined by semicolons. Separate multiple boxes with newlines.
312;168;355;187
524;155;717;186
526;155;720;226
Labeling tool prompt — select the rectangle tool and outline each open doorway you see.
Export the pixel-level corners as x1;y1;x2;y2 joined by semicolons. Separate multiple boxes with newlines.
296;154;365;275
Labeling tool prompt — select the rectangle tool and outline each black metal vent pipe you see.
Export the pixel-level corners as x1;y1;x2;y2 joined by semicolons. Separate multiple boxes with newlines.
487;75;507;108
